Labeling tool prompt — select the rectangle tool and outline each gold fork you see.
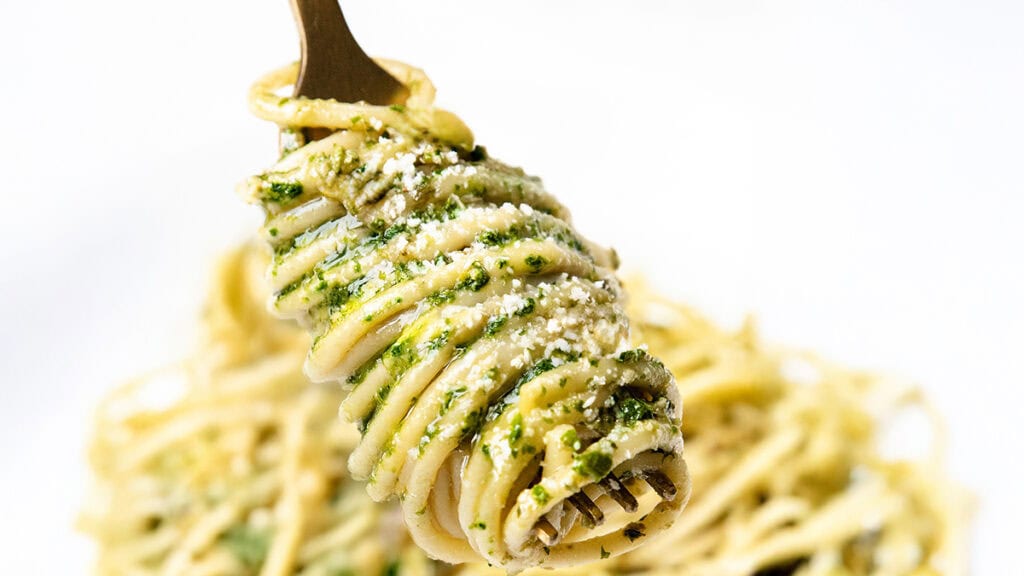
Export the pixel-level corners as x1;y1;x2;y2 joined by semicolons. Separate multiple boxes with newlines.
289;0;408;104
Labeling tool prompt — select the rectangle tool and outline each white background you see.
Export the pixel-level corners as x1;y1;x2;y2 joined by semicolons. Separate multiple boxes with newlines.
1;1;1021;573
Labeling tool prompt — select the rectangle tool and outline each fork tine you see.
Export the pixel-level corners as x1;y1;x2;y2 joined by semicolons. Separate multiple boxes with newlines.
568;492;604;527
535;517;561;546
599;473;638;513
642;470;677;501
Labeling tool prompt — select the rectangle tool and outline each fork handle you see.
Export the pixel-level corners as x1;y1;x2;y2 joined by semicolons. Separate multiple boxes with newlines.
290;0;407;104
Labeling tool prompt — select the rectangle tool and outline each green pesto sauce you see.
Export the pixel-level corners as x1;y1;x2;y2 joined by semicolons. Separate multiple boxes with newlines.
477;218;585;255
265;181;303;204
426;288;457;307
426;329;451;351
456;261;491;292
514;297;536;317
508;413;524;444
524;254;550;273
273;218;346;260
617;348;649;363
484;315;507;337
219;525;269;568
319;274;370;313
477;228;514;247
367;221;409;247
276;196;466;299
561;428;582;452
516;358;555;388
460;408;486;440
417;423;439;455
383;560;402;576
385;340;419;375
615;397;655;425
531;485;550;505
346;354;381;387
426;261;490;306
440;386;467;415
573;450;613;479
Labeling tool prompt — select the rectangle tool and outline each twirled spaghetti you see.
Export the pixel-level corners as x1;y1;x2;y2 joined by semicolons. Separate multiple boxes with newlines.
237;61;689;569
80;245;969;575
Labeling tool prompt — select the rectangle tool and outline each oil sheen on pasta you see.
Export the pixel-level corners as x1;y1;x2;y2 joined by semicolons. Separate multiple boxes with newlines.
237;60;690;570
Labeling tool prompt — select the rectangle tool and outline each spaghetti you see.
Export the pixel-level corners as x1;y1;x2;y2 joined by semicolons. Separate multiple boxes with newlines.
238;60;689;569
80;246;969;575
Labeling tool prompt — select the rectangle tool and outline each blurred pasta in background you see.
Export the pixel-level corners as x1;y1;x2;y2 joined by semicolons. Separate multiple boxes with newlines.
80;244;970;576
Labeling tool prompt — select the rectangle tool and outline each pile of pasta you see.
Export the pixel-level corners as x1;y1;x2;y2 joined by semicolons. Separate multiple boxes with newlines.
80;245;970;576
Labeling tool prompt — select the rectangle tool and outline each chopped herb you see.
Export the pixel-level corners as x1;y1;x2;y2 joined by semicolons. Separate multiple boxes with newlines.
421;330;447;352
516;358;555;387
389;104;406;113
276;279;301;299
469;520;487;530
524;254;550;273
531;485;550;504
479;229;509;246
441;386;467;415
382;223;408;242
615;397;654;425
445;196;464;218
561;428;582;452
573;450;613;479
417;424;440;454
265;181;303;204
617;349;648;363
268;227;278;237
427;288;457;306
600;546;611;559
461;408;486;439
456;261;491;292
484;315;508;337
386;340;419;374
508;413;524;444
514;297;536;317
220;525;269;568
